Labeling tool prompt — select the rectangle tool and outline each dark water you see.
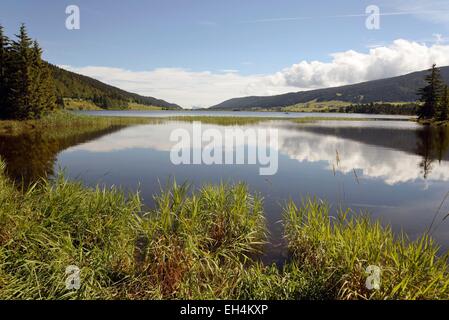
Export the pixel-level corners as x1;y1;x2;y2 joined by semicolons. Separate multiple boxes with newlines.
1;115;449;264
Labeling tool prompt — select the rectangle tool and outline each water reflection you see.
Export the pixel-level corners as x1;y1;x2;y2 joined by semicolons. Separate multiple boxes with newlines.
2;120;449;190
0;126;126;184
60;121;449;185
416;126;449;179
282;123;449;184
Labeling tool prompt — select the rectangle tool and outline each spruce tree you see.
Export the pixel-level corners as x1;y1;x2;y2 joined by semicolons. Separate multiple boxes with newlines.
418;64;444;120
438;86;449;122
0;25;10;119
5;24;57;119
41;62;57;113
30;41;44;117
9;24;34;119
30;41;56;117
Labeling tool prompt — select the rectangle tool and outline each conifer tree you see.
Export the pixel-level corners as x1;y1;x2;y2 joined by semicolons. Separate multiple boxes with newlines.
2;24;57;119
40;61;57;113
30;41;56;116
418;64;444;120
8;24;34;119
0;25;10;118
438;85;449;122
30;41;44;117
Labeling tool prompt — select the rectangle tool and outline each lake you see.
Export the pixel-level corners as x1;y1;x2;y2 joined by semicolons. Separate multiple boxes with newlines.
1;111;448;264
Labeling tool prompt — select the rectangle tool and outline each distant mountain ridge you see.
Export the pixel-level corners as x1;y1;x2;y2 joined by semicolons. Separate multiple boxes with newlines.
49;64;182;110
210;66;449;110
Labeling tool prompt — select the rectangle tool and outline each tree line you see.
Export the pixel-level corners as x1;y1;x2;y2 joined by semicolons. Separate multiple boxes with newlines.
418;64;449;122
343;102;419;115
0;24;57;120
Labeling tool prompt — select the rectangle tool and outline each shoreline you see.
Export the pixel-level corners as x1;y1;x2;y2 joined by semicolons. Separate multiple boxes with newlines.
0;110;416;137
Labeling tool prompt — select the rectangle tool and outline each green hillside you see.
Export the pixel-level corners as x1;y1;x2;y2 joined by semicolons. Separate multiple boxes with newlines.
49;64;182;110
210;66;449;111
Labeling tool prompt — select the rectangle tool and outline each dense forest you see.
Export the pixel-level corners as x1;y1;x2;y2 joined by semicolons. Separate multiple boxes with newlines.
0;24;180;120
0;24;57;119
342;103;420;115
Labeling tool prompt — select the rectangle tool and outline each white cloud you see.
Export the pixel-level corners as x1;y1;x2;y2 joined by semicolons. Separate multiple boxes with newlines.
271;39;449;88
61;39;449;108
277;124;449;185
59;65;299;109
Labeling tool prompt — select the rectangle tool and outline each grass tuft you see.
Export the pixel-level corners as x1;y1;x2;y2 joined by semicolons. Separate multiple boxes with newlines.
0;164;266;299
284;198;449;299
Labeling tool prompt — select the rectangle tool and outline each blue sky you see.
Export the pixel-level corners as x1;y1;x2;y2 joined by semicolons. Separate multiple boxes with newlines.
1;0;449;107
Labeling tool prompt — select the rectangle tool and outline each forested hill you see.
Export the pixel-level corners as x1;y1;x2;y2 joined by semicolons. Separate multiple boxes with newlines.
49;64;182;110
210;66;449;110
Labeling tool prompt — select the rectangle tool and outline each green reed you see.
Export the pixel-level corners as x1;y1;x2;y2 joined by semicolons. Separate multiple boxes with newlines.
0;163;265;299
283;198;449;299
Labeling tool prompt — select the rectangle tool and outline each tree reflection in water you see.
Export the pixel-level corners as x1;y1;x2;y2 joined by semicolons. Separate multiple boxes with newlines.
0;126;125;185
416;126;449;179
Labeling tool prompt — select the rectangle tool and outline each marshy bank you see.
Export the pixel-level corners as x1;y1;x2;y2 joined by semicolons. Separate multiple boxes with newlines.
0;111;392;137
0;111;164;137
0;112;166;184
1;161;448;300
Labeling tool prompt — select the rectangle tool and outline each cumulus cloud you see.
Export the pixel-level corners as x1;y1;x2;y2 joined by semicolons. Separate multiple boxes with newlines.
271;39;449;88
61;39;449;108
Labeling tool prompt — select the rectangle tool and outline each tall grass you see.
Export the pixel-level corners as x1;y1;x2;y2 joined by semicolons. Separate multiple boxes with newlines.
284;198;449;299
0;163;265;299
0;111;163;137
127;182;266;299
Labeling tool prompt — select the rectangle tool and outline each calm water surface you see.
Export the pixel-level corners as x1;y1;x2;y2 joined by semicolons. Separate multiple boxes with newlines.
1;112;448;264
